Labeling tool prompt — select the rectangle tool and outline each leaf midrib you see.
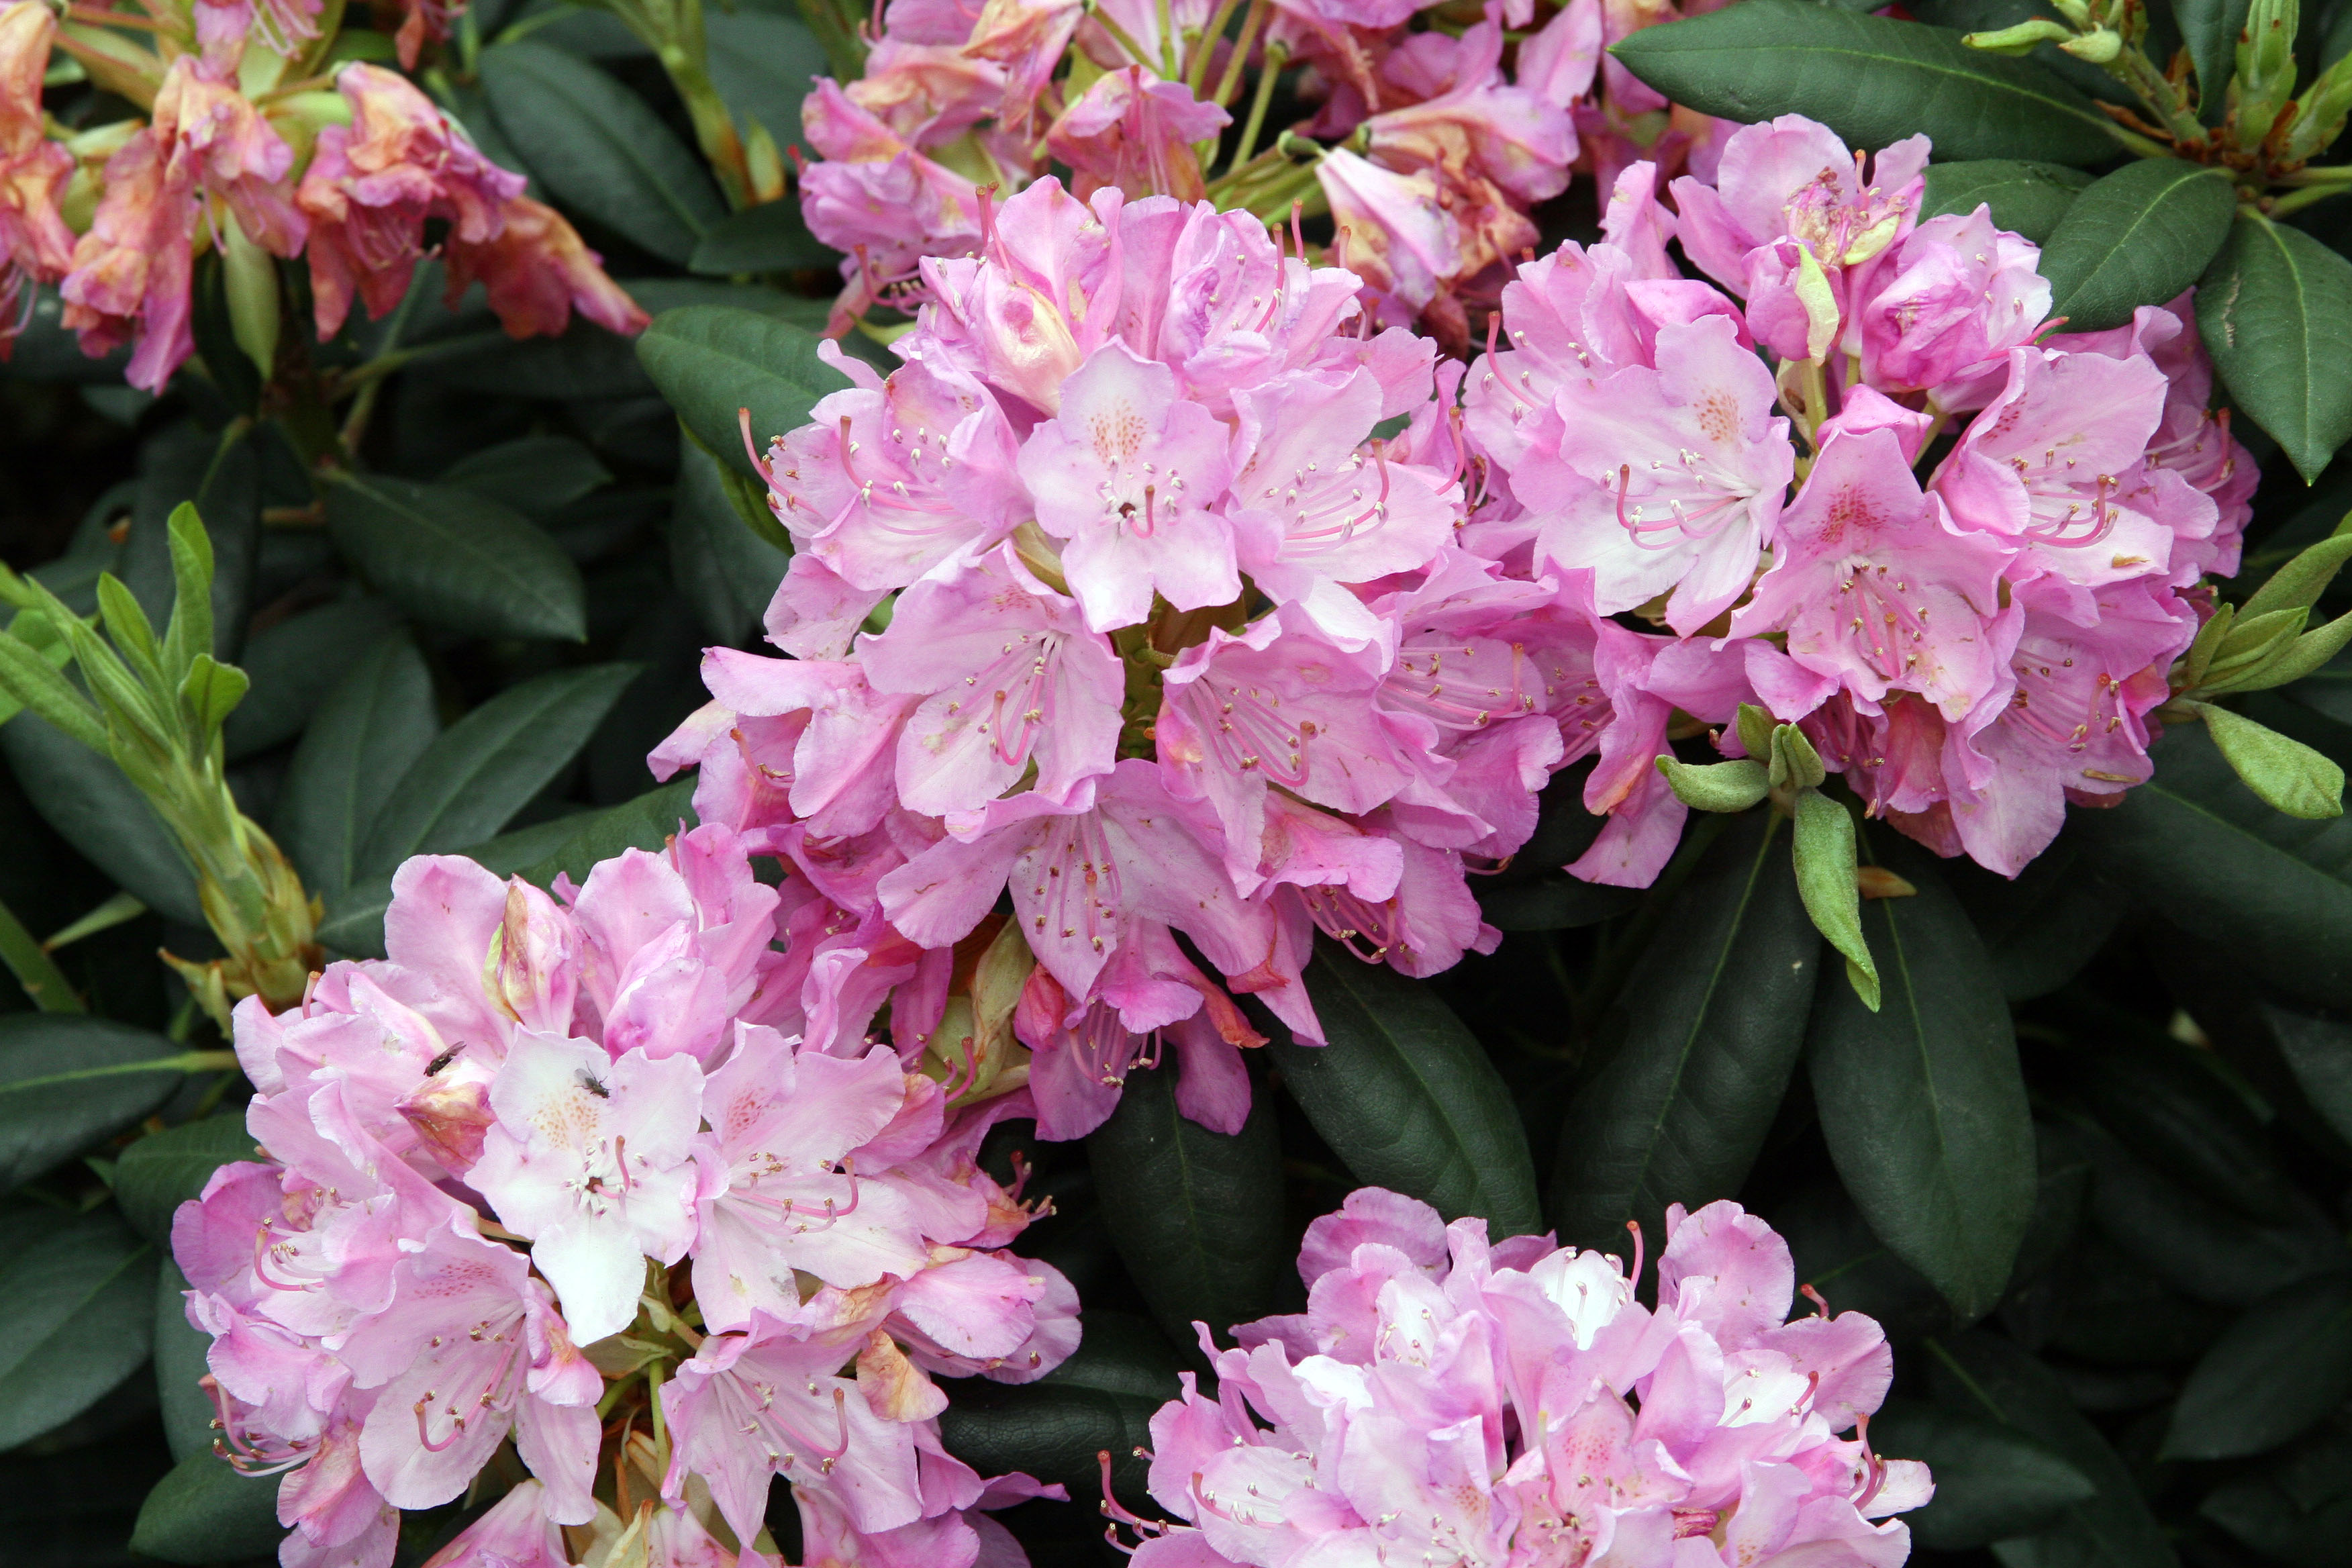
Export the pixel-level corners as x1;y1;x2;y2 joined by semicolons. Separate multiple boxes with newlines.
364;677;607;871
2050;164;2228;319
336;475;574;633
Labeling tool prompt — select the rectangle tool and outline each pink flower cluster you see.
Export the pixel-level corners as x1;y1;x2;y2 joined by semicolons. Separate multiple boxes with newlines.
1118;1189;1932;1567
1461;114;2254;875
173;826;1076;1568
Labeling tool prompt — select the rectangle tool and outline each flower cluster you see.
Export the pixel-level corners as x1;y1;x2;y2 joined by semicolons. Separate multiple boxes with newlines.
3;0;644;390
796;0;1740;346
173;825;1075;1568
1117;1189;1932;1566
1461;113;2255;875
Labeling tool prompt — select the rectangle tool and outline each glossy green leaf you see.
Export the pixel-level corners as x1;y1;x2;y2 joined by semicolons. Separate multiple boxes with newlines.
1918;158;2092;242
325;471;587;643
1608;1;2122;164
1867;1399;2096;1550
1270;940;1542;1236
2038;158;2237;334
636;305;848;480
154;1261;215;1461
1088;1059;1285;1355
0;1207;156;1450
518;777;700;890
2071;721;2352;1008
0;714;204;926
1770;1179;1957;1342
1924;1332;2177;1568
441;436;611;520
479;42;724;263
221;596;403;762
2165;1277;2352;1459
1808;841;2033;1320
689;199;837;276
274;630;441;896
357;662;638;877
704;9;829;159
317;811;593;959
938;1363;1167;1507
2066;1035;2298;1224
0;1015;186;1189
130;1451;283;1563
113;1116;257;1246
2198;213;2352;483
1550;812;1819;1255
2175;0;2252;117
671;427;790;642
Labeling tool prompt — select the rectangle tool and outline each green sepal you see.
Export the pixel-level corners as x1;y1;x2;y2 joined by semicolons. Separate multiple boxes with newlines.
1769;722;1828;793
1793;787;1880;1011
1735;702;1775;760
2179;601;2235;690
2194;702;2347;820
1657;755;1771;812
2203;606;2311;684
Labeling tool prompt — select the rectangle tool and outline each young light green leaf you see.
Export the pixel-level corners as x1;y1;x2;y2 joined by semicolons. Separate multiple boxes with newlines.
1918;158;2091;241
93;573;167;699
1793;787;1879;1010
1768;722;1826;791
2240;520;2352;621
160;501;215;685
0;624;107;752
1657;755;1770;812
2037;158;2237;333
2197;702;2347;820
1734;702;1775;761
2198;214;2352;483
1608;0;2124;164
179;654;250;741
1808;842;2033;1320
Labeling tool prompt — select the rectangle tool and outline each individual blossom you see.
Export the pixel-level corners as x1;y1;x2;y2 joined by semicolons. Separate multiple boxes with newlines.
1112;1188;1932;1565
0;0;75;360
1047;67;1230;203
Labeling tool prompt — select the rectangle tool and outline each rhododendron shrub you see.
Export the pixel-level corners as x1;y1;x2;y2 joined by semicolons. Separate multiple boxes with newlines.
7;0;2352;1562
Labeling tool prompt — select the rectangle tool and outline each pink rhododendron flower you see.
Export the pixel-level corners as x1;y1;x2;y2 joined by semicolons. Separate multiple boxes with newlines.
1112;1189;1932;1566
0;0;75;361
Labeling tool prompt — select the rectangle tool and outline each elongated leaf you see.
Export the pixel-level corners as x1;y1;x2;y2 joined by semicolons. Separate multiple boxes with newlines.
1925;1332;2179;1568
1919;158;2091;242
1088;1060;1285;1355
672;428;791;642
2198;213;2352;483
2265;1002;2352;1146
1269;940;1541;1236
1793;787;1878;1008
636;305;849;479
2165;1277;2352;1460
221;596;404;761
357;663;637;877
325;471;587;642
2066;1036;2298;1224
520;777;700;891
479;42;724;263
154;1261;214;1461
704;9;829;159
317;811;594;959
122;427;261;662
130;1451;283;1563
2200;702;2347;818
441;436;611;520
1807;841;2033;1320
114;1116;258;1246
1867;1399;2096;1551
1608;0;2121;164
0;713;204;926
2199;1431;2352;1564
1947;838;2122;1002
938;1367;1167;1508
2081;1123;2346;1306
2174;0;2251;118
0;1014;185;1189
690;199;837;276
2071;722;2352;1008
2038;158;2237;334
1550;812;1818;1254
273;630;440;895
0;1208;156;1449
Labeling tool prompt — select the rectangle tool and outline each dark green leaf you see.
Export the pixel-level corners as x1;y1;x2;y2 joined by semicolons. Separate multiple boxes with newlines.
2197;213;2352;483
0;714;204;926
273;630;441;896
122;424;261;661
1549;812;1818;1254
2267;1001;2352;1146
671;427;791;642
1808;840;2032;1320
636;305;849;480
0;1014;185;1189
2038;158;2237;334
113;1116;257;1246
518;777;700;890
317;811;594;959
2065;1036;2298;1224
406;280;821;401
689;199;838;277
1769;1179;1957;1340
2200;1430;2352;1566
1925;1331;2179;1568
938;1374;1164;1509
324;471;587;642
2166;1278;2352;1459
0;1208;156;1449
704;9;829;158
154;1260;215;1461
357;663;638;877
1269;940;1541;1236
2071;722;2352;1008
221;596;405;762
1087;1060;1285;1354
2080;1124;2347;1307
1608;1;2122;164
1040;1310;1183;1398
1868;1398;2096;1550
1918;158;2092;242
1946;837;2122;1002
441;436;611;520
130;1451;284;1564
2174;0;2252;118
479;42;724;263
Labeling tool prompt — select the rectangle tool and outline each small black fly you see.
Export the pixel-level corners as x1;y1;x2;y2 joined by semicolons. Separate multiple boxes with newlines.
424;1050;458;1077
577;1069;611;1099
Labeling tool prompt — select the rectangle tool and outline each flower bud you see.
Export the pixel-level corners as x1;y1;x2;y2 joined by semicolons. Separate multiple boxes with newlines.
2235;0;2300;146
2058;27;2122;62
1963;17;2075;54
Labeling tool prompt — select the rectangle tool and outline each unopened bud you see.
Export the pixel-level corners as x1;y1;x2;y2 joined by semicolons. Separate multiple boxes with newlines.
2235;0;2300;146
2058;27;2122;61
1964;17;2075;54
